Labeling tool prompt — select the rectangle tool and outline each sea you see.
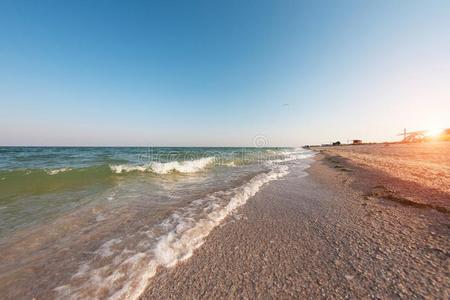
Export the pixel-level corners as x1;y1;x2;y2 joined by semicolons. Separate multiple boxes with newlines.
0;146;314;299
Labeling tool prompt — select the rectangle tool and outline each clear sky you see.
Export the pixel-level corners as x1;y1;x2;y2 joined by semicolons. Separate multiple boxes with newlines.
1;0;449;146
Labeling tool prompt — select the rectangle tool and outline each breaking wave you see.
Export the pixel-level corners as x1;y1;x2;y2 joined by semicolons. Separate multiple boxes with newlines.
110;157;215;174
46;167;72;175
269;149;315;163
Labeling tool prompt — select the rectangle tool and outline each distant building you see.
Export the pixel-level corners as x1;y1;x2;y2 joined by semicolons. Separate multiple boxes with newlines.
352;139;362;145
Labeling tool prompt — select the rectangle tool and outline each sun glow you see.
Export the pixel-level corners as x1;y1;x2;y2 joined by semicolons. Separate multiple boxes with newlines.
425;128;444;137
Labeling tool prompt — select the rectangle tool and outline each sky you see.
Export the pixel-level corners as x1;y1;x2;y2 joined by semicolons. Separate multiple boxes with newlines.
0;0;449;146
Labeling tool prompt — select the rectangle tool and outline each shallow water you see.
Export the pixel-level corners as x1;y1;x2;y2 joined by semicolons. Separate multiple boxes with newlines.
0;147;314;299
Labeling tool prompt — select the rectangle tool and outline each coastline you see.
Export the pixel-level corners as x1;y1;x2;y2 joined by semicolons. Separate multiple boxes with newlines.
141;153;449;299
0;148;309;300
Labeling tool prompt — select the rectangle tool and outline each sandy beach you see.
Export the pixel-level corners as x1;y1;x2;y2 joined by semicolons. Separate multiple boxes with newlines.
141;145;449;299
316;142;450;212
2;1;449;299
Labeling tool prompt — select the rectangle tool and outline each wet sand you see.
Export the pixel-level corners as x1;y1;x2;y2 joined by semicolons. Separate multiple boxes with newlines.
141;154;449;299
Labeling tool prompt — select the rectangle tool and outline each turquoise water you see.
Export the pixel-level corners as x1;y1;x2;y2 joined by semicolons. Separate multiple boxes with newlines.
0;146;313;299
0;147;288;236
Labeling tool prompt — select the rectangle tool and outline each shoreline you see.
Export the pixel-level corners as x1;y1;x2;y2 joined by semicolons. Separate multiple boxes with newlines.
0;149;311;300
140;154;449;299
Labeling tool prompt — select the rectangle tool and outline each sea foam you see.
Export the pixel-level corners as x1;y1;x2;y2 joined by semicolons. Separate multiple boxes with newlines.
109;157;214;174
46;167;72;175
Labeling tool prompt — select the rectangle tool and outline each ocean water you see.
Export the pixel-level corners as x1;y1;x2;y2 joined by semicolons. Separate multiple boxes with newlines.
0;147;314;299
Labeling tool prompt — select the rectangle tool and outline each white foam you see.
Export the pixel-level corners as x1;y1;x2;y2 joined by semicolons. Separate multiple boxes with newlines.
46;168;72;175
109;157;214;174
152;165;289;266
109;165;147;173
54;164;289;300
270;149;314;163
149;157;214;174
94;239;122;258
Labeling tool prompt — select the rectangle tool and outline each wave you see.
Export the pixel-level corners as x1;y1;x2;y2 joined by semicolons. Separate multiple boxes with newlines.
109;164;147;173
46;167;72;175
54;164;290;300
0;157;216;201
0;166;114;201
0;150;313;202
110;157;215;174
269;149;314;163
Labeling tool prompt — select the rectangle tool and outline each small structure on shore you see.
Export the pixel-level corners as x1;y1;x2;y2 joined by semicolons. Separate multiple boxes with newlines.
398;129;426;143
332;141;341;146
352;139;362;145
398;128;450;143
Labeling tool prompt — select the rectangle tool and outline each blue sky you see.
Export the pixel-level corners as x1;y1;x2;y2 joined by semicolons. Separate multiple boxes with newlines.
1;0;449;146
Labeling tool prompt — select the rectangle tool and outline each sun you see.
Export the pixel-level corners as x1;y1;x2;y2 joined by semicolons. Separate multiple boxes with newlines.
425;128;443;137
